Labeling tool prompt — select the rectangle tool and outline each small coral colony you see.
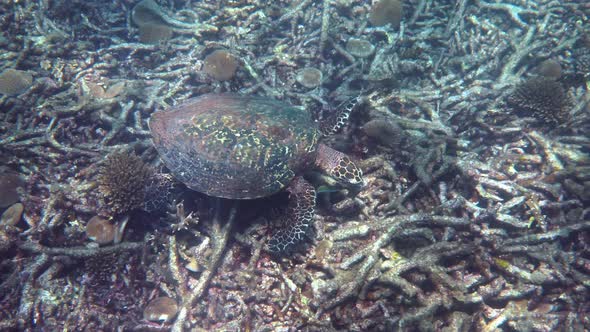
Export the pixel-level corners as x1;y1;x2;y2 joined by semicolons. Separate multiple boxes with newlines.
0;0;589;330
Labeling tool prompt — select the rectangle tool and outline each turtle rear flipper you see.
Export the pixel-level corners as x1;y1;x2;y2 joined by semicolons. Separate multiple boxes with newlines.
267;176;316;253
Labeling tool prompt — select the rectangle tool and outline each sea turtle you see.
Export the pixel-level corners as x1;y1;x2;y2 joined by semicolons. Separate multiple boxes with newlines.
149;93;363;252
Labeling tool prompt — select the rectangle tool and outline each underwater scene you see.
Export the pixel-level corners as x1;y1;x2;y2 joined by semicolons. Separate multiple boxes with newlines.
0;0;589;330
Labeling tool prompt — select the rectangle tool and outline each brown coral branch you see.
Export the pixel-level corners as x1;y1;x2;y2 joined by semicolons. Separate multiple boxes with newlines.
18;241;144;258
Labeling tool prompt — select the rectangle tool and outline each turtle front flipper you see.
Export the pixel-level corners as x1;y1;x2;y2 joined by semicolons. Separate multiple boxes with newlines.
314;143;363;187
319;95;361;135
267;176;316;253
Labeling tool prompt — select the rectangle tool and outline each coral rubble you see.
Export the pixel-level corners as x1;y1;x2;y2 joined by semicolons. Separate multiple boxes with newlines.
0;0;588;331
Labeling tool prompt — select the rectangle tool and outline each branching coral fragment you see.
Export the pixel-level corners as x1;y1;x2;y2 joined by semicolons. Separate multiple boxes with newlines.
19;241;144;257
476;0;538;28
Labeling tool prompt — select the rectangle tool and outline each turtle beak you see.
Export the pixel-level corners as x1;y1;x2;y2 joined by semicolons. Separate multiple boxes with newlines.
347;176;365;196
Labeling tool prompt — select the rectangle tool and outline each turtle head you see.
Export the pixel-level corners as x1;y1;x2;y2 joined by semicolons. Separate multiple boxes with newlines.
314;143;364;188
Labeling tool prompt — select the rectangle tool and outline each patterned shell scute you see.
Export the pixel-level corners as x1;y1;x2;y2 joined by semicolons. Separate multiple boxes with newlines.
149;94;320;199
